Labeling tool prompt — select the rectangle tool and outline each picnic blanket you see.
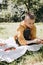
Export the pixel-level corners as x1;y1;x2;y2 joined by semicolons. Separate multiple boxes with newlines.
0;37;43;63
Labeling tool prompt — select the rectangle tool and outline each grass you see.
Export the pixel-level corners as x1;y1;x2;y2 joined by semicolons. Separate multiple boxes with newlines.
0;22;43;65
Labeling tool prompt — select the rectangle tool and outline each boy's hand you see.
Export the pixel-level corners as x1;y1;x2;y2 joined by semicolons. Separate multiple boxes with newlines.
39;38;43;44
34;39;41;44
36;38;43;44
40;40;43;44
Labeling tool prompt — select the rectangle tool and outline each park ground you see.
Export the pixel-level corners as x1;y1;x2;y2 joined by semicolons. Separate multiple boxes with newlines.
0;22;43;65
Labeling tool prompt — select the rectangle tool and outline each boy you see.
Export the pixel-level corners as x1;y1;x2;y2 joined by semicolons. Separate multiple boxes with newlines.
0;12;43;51
14;12;43;45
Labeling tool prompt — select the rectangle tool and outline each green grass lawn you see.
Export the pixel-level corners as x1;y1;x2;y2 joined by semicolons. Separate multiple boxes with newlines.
0;22;43;65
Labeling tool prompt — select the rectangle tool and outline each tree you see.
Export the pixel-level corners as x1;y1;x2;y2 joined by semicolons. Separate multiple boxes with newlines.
11;0;43;22
13;0;41;12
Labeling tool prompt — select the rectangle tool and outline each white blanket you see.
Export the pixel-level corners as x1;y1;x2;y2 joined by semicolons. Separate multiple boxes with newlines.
0;37;43;63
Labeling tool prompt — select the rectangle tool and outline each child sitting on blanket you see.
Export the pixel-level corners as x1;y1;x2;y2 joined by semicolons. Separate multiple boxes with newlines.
14;12;43;45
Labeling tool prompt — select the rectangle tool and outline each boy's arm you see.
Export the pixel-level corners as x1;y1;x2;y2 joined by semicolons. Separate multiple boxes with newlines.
17;25;42;45
17;26;27;45
17;25;37;45
26;26;42;44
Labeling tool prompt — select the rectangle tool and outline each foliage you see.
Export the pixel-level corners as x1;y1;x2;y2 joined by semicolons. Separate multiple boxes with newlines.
11;0;43;22
11;4;27;22
35;5;43;22
0;0;43;22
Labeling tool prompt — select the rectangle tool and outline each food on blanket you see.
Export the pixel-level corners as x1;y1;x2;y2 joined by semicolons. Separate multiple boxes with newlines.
4;47;16;51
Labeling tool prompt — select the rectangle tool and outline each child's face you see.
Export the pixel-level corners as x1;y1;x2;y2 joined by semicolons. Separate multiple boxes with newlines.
25;16;35;29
